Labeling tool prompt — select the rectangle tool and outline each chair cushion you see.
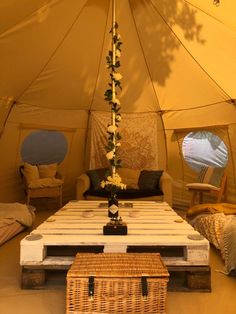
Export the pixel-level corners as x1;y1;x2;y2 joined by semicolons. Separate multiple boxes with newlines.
138;170;163;190
84;188;163;199
38;163;57;178
186;183;220;191
23;163;40;183
28;178;63;188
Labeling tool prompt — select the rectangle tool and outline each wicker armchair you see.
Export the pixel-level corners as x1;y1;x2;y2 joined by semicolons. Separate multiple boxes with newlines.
20;163;64;208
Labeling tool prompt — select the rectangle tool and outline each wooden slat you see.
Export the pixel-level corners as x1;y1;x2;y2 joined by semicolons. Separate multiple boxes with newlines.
21;253;209;267
22;234;208;246
31;229;201;236
37;222;193;231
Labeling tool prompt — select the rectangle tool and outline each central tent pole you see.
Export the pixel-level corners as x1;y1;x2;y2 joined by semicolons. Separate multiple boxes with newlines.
111;0;116;177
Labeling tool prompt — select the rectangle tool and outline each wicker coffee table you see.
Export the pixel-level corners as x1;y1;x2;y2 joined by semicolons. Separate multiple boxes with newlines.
20;200;210;291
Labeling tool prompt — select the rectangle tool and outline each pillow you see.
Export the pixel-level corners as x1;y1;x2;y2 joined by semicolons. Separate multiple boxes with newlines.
117;168;140;189
23;162;40;183
38;163;57;178
138;170;163;190
86;168;109;190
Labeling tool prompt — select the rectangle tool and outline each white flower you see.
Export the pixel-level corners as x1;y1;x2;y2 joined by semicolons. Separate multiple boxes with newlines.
106;151;114;160
107;124;117;133
113;72;122;81
101;172;126;190
116;114;121;122
116;50;121;58
112;98;120;105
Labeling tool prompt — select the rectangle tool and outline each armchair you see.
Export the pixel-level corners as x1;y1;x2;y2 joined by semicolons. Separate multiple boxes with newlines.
20;162;64;207
186;166;227;207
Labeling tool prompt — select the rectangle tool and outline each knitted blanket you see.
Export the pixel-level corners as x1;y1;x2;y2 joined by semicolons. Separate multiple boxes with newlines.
187;203;236;274
221;217;236;274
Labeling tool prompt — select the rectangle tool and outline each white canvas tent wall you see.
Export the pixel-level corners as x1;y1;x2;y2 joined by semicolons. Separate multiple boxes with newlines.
0;0;236;209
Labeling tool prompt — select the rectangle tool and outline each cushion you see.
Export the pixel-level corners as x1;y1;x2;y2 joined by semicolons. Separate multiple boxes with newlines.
84;188;163;199
23;163;40;183
28;178;63;188
38;163;57;178
186;183;220;191
117;168;140;189
86;168;109;190
138;170;163;190
198;166;225;187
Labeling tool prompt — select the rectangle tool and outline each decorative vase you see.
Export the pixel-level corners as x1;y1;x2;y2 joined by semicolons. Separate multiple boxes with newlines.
108;192;119;219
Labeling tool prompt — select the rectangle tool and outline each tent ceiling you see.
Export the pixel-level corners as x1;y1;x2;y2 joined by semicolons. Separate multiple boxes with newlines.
0;0;235;114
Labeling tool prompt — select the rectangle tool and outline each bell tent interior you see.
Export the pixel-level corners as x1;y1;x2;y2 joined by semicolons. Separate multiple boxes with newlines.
0;0;236;313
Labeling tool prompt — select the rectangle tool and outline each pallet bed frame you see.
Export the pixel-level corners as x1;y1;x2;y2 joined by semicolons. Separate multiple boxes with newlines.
20;201;211;291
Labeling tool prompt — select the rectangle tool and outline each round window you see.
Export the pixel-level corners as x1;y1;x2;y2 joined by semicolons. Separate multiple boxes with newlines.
182;131;228;172
21;130;68;165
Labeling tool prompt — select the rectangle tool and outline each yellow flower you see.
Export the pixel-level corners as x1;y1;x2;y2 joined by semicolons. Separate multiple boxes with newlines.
106;151;114;160
112;98;120;105
107;125;117;133
116;114;121;122
101;172;126;190
116;50;121;58
113;72;122;81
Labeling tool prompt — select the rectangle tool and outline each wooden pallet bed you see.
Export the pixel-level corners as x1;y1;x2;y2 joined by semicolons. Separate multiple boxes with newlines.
20;200;211;291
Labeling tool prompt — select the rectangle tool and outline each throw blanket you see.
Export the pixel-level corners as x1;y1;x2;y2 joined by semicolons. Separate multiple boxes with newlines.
221;217;236;274
187;203;236;275
187;203;236;220
0;202;35;228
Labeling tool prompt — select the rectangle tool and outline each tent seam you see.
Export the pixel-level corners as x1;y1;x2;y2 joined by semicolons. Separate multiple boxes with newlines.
129;0;168;169
87;0;110;112
183;0;236;33
83;0;110;169
0;0;61;36
128;0;161;112
16;0;89;102
160;99;235;112
149;0;232;100
14;98;235;112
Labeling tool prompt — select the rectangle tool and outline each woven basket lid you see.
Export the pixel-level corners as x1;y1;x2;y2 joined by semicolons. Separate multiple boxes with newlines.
67;253;169;278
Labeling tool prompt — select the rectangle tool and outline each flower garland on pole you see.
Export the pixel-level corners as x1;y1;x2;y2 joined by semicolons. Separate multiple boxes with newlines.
101;0;126;219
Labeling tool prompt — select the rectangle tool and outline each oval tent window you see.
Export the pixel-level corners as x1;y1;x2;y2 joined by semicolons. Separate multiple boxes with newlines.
21;130;68;165
182;131;228;172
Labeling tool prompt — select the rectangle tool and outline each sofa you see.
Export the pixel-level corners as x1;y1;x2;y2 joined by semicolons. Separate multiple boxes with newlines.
76;168;173;206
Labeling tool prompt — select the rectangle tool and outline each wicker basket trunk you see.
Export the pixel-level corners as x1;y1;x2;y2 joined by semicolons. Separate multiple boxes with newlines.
66;253;169;314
